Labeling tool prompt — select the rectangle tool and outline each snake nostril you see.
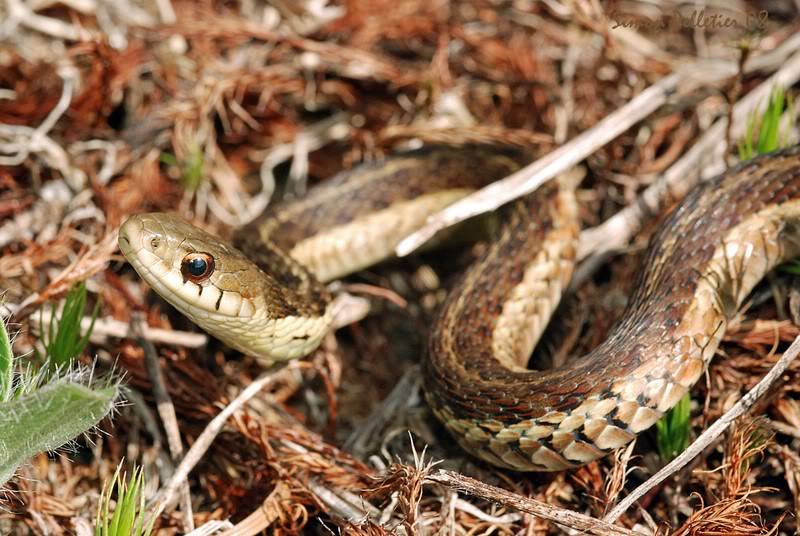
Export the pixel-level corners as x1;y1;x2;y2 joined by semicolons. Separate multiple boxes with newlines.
150;237;160;250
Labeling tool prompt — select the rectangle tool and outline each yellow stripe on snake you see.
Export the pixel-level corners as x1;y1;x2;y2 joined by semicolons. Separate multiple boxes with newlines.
119;145;800;471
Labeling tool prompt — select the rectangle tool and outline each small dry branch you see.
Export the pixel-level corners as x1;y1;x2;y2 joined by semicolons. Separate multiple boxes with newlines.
427;469;644;536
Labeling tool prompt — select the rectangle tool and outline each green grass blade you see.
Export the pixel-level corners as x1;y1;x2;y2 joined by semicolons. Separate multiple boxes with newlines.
114;470;137;534
158;152;178;166
51;284;86;367
47;302;56;359
41;283;101;372
756;86;784;154
96;462;120;536
96;463;153;536
75;299;101;361
182;144;205;192
738;85;792;161
781;93;795;148
656;393;691;462
108;469;123;534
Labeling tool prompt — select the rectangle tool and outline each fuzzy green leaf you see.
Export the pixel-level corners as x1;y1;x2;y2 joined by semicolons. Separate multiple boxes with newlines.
0;317;11;403
0;380;119;485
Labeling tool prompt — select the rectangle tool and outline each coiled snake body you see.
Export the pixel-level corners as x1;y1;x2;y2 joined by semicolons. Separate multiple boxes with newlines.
119;145;800;471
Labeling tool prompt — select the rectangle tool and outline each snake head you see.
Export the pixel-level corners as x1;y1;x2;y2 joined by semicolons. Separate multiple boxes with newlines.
119;213;260;318
118;213;330;363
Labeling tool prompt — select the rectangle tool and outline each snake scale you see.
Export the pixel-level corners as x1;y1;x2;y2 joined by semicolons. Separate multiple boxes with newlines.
119;144;800;471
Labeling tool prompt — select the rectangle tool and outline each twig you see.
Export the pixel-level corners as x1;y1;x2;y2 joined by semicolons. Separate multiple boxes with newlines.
395;69;683;256
185;520;235;536
427;470;643;536
767;418;800;440
13;231;119;317
124;390;178;486
148;362;300;519
1;0;91;41
32;309;207;348
437;488;457;536
0;181;71;250
221;113;351;226
69;140;118;185
396;35;800;258
280;439;383;522
379;125;553;150
453;498;522;524
132;313;194;532
566;51;799;285
0;66;89;190
153;0;176;24
604;334;800;523
306;479;375;522
577;48;800;261
342;283;408;309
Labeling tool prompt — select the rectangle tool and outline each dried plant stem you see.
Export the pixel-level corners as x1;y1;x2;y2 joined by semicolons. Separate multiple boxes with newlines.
34;309;207;348
578;48;800;261
132;314;194;532
1;0;91;42
395;69;683;256
0;65;75;166
149;362;300;519
427;470;643;536
604;334;800;523
396;35;800;258
153;0;176;24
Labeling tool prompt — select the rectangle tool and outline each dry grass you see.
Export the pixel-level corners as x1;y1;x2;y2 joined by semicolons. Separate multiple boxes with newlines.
2;0;800;534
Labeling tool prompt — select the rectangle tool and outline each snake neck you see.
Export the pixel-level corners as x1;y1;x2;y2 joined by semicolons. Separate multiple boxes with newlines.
425;145;800;471
226;146;531;364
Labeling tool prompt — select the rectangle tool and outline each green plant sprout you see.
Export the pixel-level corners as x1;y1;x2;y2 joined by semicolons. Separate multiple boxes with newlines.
656;393;691;462
95;462;155;536
37;281;100;371
737;85;794;160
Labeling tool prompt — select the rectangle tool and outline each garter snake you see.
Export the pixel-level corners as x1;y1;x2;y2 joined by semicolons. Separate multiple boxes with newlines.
118;144;800;471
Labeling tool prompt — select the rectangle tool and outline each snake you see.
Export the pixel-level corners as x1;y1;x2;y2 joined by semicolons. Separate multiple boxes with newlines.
118;144;800;472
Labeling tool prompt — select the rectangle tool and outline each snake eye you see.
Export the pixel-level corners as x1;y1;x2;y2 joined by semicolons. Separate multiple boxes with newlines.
181;253;215;282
